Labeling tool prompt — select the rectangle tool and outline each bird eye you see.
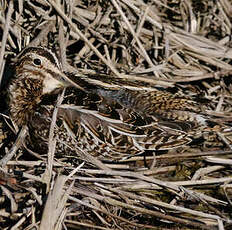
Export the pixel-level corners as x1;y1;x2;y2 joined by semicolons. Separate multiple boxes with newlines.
33;58;42;66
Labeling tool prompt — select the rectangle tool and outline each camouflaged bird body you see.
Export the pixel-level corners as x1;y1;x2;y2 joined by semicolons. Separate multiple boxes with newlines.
26;87;207;160
9;47;214;160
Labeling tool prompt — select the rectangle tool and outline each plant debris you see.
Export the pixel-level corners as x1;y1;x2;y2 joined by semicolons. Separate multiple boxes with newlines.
1;0;232;229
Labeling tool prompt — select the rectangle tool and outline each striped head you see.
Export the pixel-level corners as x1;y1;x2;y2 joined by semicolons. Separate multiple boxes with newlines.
9;47;66;126
14;47;66;94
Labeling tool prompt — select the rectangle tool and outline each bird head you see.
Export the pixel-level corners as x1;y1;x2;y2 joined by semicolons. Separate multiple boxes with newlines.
9;47;67;126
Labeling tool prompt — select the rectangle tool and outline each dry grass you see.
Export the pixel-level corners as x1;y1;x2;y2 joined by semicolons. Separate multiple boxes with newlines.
1;0;232;229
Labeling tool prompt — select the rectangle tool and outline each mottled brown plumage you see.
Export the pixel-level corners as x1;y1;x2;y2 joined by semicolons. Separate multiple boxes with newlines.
8;47;213;159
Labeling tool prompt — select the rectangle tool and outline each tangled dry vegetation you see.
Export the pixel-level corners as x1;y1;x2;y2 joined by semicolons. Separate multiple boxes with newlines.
1;0;232;229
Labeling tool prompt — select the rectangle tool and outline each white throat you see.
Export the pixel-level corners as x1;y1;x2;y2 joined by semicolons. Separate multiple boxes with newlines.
42;76;64;94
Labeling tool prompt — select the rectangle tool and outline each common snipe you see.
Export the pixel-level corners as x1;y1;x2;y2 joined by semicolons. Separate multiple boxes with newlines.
8;46;220;160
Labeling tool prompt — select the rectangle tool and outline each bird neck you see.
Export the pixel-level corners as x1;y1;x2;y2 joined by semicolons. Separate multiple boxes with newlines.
9;75;43;126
